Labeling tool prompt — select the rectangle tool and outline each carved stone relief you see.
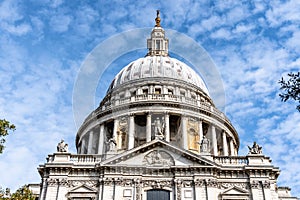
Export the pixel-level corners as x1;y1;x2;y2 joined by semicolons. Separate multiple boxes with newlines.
194;179;205;187
68;180;98;188
250;180;260;189
117;117;128;150
187;117;200;151
143;150;175;167
47;178;57;187
206;179;219;188
220;182;248;189
143;180;172;189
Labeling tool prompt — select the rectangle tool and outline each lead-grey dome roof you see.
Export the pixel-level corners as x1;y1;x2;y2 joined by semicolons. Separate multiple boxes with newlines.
108;55;209;96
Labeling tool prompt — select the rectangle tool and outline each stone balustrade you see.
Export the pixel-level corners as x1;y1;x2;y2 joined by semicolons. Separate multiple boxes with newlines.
214;156;249;165
46;154;102;164
70;154;102;163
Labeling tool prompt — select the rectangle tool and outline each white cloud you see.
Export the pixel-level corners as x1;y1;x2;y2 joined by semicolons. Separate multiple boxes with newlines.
50;14;72;32
210;28;232;40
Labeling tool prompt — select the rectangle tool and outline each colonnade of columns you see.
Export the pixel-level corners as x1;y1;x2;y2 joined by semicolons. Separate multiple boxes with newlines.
79;113;237;156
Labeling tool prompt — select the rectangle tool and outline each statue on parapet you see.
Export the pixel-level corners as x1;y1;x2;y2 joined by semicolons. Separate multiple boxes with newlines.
248;141;262;154
153;117;165;140
57;139;68;153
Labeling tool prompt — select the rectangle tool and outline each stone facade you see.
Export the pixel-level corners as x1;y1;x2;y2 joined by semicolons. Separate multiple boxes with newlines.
38;12;297;200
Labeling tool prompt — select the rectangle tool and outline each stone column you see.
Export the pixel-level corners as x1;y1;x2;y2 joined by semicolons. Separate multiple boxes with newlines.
81;139;86;154
211;125;218;156
113;118;119;139
128;114;135;149
87;130;94;154
146;113;152;142
98;124;105;154
198;119;203;146
181;115;188;150
222;131;229;156
165;112;170;142
229;139;235;156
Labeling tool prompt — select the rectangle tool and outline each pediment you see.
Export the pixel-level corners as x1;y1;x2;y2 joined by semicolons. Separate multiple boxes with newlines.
100;139;215;168
69;184;97;193
221;186;249;197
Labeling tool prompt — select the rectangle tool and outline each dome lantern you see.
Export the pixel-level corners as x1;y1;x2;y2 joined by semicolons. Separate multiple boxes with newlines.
147;10;169;56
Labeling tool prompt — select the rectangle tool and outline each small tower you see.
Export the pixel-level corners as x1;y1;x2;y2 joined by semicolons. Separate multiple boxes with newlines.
147;10;169;56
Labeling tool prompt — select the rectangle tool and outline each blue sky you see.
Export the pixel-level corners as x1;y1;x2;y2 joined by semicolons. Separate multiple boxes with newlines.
0;0;300;196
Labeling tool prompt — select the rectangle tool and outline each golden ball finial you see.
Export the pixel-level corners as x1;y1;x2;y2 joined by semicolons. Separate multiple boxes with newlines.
155;10;161;27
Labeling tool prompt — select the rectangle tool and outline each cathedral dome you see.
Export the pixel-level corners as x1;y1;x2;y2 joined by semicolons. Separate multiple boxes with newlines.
108;56;210;96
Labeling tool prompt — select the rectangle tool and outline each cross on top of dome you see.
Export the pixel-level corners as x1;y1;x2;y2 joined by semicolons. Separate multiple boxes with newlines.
155;10;161;27
147;10;169;56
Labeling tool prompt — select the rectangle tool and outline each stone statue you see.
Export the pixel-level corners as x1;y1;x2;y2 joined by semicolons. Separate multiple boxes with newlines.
248;142;262;154
57;139;68;153
106;137;117;152
200;136;210;153
153;117;165;139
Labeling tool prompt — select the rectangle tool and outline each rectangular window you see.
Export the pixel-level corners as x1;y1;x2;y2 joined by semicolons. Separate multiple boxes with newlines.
156;40;160;50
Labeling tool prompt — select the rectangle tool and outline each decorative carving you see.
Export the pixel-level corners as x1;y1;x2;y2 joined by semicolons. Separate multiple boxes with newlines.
248;142;262;154
103;177;114;186
68;180;98;188
220;182;248;189
194;179;205;187
135;179;141;200
114;177;123;186
57;139;68;153
206;179;218;188
122;179;133;187
250;180;260;189
262;181;271;189
143;180;172;189
143;150;175;167
175;179;182;199
182;180;193;187
47;178;57;186
59;178;68;186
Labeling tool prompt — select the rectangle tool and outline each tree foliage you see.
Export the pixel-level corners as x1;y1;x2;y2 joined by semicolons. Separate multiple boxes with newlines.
279;72;300;112
0;119;15;154
0;185;36;200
